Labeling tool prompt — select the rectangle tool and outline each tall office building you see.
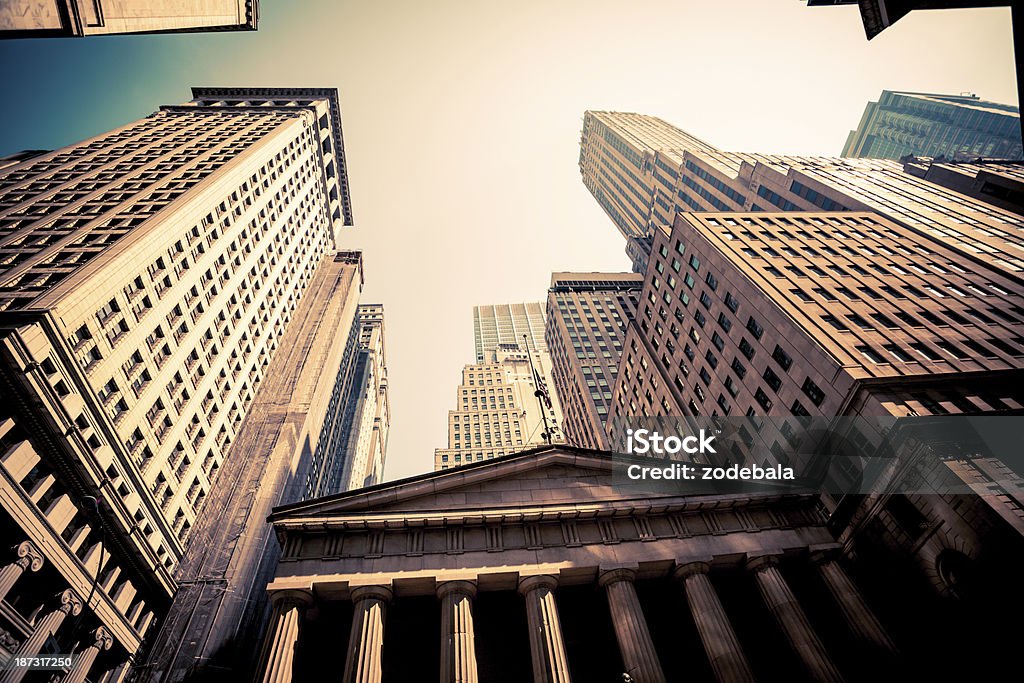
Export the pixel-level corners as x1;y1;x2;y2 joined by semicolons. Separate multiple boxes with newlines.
306;303;390;496
609;209;1024;448
472;302;546;363
435;305;564;471
138;251;365;683
841;91;1021;160
545;272;641;450
0;87;352;681
580;110;1024;273
0;0;258;38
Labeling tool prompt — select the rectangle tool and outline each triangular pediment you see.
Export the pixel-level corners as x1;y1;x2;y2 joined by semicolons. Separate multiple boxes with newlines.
271;446;627;521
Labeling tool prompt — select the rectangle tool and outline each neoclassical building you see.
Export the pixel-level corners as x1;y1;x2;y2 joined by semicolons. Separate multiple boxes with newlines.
250;444;1024;682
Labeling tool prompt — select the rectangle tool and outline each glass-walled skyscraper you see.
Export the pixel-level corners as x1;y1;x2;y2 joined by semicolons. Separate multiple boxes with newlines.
842;90;1021;160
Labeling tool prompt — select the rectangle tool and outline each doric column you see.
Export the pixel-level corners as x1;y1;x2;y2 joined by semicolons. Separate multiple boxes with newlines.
518;575;572;683
673;561;755;683
258;590;314;683
597;569;666;683
342;585;392;683
437;581;479;683
0;589;83;683
746;555;843;683
810;550;897;657
62;626;113;683
0;541;45;602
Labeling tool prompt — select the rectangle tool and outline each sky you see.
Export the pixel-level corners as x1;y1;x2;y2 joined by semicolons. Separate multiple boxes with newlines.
0;1;1017;481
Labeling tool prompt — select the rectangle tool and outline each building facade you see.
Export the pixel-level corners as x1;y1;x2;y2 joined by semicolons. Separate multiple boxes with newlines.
841;90;1021;161
0;0;258;38
472;303;546;363
545;272;641;450
0;87;352;681
610;209;1024;425
254;445;1024;682
136;251;365;683
310;303;389;496
902;157;1024;215
434;343;563;471
579;110;1024;273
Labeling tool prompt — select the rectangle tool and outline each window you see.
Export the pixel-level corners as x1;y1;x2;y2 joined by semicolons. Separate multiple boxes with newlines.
763;367;782;392
746;317;764;340
689;254;701;271
731;357;746;379
724;292;739;313
771;345;792;371
801;378;825;406
791;399;810;417
711;331;725;351
718;313;732;333
705;272;718;291
822;315;849;331
884;344;913;362
738;338;756;360
754;388;773;412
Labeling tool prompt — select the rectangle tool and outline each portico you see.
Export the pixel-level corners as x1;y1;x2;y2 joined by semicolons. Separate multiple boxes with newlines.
259;446;898;682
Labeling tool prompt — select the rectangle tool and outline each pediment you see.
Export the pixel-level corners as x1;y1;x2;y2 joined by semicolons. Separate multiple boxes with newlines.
271;446;626;521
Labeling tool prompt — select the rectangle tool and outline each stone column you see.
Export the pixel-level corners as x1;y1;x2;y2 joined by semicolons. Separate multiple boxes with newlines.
673;561;755;683
0;541;45;602
518;575;571;683
258;590;314;683
811;551;897;657
747;555;843;683
342;586;392;683
598;569;666;683
438;581;479;683
0;589;83;683
62;626;113;683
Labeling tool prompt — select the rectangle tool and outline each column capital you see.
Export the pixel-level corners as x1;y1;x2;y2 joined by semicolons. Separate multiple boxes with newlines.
672;559;712;582
436;580;477;600
56;589;84;617
808;543;843;566
597;568;637;588
517;574;558;595
745;552;783;574
269;589;314;610
92;626;114;652
350;585;392;605
13;541;44;573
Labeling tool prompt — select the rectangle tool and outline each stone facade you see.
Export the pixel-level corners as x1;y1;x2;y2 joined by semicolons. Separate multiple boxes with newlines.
251;444;1024;682
0;1;258;38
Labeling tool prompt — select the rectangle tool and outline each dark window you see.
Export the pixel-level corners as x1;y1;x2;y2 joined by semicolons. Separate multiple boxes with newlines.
771;345;792;371
763;367;782;392
739;338;756;360
724;292;739;313
731;357;747;379
711;332;725;352
801;377;825;406
746;317;764;340
754;388;773;412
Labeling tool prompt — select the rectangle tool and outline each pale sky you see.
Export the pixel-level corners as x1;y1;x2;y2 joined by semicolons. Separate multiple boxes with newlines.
0;1;1017;480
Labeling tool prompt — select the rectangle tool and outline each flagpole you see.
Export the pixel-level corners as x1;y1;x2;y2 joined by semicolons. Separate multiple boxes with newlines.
523;334;552;445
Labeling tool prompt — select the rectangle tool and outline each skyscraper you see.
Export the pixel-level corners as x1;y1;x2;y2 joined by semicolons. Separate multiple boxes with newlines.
138;250;366;683
436;304;564;471
0;0;259;38
472;302;546;363
545;272;642;450
580;110;1024;273
0;86;352;681
307;302;390;496
609;209;1024;445
841;91;1021;160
